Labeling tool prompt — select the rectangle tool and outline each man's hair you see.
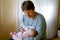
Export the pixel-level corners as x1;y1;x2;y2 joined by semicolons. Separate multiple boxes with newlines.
21;1;35;11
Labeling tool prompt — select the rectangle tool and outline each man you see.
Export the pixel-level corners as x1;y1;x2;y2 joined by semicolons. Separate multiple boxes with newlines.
9;0;46;40
19;1;46;40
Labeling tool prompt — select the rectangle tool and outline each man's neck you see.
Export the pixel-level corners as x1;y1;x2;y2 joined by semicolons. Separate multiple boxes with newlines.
31;11;36;19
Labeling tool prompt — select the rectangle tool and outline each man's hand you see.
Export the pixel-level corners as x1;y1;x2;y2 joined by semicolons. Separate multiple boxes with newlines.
27;28;38;37
20;27;25;32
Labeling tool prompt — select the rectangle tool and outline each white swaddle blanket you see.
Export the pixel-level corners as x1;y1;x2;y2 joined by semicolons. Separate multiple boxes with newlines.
12;26;35;40
12;33;22;40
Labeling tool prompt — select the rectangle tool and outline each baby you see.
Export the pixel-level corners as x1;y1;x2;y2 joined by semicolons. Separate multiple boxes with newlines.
10;26;38;40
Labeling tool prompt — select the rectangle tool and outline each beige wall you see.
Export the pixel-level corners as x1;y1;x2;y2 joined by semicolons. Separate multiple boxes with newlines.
58;0;60;27
0;0;1;26
0;0;16;40
58;0;60;28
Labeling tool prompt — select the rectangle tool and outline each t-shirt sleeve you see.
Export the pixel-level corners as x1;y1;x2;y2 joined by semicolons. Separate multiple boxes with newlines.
34;16;46;40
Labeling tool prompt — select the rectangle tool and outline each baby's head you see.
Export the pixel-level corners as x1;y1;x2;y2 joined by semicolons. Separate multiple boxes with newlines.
20;27;25;32
27;28;38;37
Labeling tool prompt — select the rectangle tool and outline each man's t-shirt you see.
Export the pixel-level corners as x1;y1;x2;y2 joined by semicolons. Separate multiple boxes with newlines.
20;12;46;40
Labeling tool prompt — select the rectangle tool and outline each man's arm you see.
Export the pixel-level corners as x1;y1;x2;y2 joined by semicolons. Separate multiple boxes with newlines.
20;15;28;31
34;17;46;40
27;28;38;37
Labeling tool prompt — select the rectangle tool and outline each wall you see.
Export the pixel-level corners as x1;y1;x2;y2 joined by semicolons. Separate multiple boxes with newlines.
0;0;16;40
58;0;60;28
0;0;1;26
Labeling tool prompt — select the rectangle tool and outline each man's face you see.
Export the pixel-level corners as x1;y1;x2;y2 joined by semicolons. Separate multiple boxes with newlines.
23;9;34;18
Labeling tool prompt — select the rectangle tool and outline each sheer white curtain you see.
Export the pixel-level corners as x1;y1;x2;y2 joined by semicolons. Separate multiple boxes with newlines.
16;0;28;32
16;0;59;39
30;0;59;39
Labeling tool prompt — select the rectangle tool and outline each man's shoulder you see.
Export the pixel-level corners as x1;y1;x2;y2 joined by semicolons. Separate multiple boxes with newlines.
36;12;44;19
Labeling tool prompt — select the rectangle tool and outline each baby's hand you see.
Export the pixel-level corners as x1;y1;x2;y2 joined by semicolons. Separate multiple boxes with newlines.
10;32;16;36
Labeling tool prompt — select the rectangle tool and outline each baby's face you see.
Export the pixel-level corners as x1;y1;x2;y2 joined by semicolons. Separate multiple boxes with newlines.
20;27;25;32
